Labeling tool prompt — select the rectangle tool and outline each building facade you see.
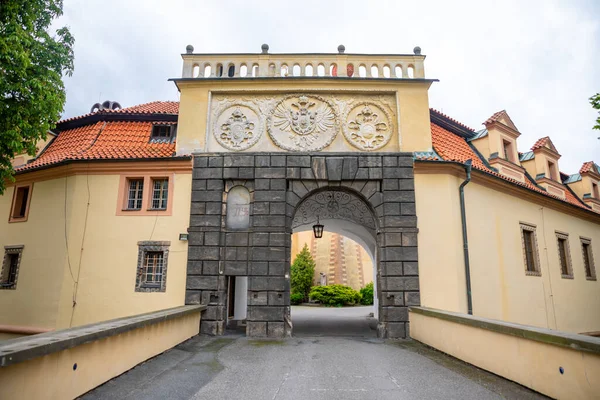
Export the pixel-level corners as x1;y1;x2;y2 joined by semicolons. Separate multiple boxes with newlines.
1;46;598;340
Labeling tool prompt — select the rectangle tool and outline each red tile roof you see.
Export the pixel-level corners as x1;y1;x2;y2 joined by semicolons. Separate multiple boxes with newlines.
429;108;475;132
428;121;594;213
531;137;549;150
59;101;179;124
580;161;599;175
17;118;178;172
484;110;506;125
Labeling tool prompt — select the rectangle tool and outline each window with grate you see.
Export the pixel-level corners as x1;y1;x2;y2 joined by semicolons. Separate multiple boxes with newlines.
135;241;169;292
581;238;596;280
520;223;540;276
151;179;168;210
127;179;144;210
1;246;23;289
556;232;572;278
142;251;164;287
151;125;172;141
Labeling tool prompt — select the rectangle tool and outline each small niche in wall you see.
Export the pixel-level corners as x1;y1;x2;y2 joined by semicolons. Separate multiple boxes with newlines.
226;186;250;230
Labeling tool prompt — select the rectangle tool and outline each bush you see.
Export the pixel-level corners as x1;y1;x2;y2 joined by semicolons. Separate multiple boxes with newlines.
309;284;362;306
290;244;316;302
290;292;304;305
359;282;374;305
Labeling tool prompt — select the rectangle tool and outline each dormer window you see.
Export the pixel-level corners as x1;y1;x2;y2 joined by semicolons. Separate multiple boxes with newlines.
151;124;175;142
502;139;515;163
548;160;558;181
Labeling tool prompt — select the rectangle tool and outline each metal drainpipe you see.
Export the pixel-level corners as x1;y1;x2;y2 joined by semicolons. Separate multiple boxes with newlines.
459;159;473;315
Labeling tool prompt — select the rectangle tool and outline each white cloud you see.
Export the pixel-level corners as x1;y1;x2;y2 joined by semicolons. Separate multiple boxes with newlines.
55;0;599;172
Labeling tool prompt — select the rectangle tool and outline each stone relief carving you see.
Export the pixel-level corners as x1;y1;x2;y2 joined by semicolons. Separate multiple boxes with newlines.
214;104;262;151
343;103;392;150
267;95;339;151
292;190;376;230
210;94;396;152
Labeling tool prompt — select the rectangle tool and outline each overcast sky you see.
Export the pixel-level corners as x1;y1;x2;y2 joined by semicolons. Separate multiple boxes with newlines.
55;0;599;173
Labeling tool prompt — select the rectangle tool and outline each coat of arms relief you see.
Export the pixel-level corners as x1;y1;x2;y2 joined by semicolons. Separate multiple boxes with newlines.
211;94;394;152
268;95;338;151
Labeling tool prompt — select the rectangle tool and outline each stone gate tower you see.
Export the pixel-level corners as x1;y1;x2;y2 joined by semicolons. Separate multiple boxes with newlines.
173;44;435;338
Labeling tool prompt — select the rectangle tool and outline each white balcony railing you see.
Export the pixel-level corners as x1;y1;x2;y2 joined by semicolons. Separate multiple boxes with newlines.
181;44;426;80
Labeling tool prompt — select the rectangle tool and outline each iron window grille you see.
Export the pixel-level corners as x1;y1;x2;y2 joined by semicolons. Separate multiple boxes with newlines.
135;241;170;292
556;232;573;279
151;179;168;210
1;246;24;289
127;179;144;210
581;238;597;280
520;223;541;276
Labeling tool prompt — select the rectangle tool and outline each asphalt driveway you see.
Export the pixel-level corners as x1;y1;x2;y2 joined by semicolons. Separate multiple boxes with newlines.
82;306;546;400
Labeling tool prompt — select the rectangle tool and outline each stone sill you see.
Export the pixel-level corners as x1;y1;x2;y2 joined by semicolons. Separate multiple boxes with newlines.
409;306;600;355
0;305;206;368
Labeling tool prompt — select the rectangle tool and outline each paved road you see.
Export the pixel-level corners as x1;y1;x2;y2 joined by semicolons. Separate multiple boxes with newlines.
83;307;547;400
292;305;377;337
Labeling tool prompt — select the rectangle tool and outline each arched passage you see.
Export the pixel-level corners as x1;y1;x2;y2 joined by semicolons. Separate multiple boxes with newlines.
186;153;418;339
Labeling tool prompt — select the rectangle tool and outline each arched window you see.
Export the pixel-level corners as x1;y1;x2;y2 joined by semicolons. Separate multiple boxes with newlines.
204;64;212;78
317;64;325;77
305;64;313;76
359;65;367;78
394;65;402;78
407;65;414;78
252;64;259;77
370;65;379;78
383;65;391;78
293;64;301;77
240;65;248;77
192;64;200;78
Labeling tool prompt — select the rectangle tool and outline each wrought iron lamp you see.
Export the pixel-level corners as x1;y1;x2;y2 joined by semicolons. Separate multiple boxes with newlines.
312;216;324;239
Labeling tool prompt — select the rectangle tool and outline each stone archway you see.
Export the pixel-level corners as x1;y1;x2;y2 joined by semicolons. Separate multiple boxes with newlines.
291;187;380;321
185;153;419;339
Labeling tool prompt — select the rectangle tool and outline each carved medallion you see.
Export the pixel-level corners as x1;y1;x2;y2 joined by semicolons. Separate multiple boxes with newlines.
292;190;376;231
268;95;338;151
214;105;261;151
343;103;392;150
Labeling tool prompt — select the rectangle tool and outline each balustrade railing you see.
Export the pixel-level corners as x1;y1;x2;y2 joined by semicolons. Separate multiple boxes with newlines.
181;44;426;79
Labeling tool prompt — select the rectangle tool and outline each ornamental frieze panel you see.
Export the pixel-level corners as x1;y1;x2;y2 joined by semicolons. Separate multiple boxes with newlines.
267;95;339;152
343;103;392;151
214;104;262;151
209;93;397;152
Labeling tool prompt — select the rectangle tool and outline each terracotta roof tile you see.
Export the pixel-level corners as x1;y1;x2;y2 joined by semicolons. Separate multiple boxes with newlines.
429;122;596;213
429;108;475;132
16;120;176;172
59;101;179;124
580;161;600;174
531;137;549;151
484;110;506;125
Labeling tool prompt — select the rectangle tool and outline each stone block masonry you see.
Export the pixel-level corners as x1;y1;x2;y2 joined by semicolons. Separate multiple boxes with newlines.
187;153;418;338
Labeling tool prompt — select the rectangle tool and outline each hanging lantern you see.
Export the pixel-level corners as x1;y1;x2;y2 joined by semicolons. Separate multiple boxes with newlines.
312;216;324;239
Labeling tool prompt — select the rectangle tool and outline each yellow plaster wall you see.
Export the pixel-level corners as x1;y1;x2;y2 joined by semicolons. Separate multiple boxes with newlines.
410;311;600;400
0;172;191;333
415;172;600;333
0;311;200;400
55;173;191;328
0;178;74;331
175;80;433;155
470;137;490;160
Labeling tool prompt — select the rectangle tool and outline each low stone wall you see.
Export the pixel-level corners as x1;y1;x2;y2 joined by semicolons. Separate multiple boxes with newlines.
0;305;205;400
409;307;600;400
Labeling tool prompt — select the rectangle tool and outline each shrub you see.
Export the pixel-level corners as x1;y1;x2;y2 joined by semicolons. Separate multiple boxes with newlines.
290;292;304;305
290;244;315;302
309;284;362;306
359;282;374;305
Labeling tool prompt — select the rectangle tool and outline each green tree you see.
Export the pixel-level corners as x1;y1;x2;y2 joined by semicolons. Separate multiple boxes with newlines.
590;93;600;131
290;243;315;302
0;0;74;194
